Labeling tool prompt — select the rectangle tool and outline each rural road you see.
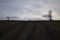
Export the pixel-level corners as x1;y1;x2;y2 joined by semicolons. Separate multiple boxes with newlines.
0;21;60;40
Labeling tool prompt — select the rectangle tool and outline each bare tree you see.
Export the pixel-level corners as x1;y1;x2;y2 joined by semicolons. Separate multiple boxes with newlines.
0;16;18;20
43;10;53;21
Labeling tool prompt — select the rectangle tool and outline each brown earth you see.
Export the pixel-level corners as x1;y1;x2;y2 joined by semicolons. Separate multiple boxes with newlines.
0;20;60;40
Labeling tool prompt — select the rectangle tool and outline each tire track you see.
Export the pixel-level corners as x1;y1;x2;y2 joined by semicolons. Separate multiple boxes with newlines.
40;21;56;40
17;22;36;40
12;22;26;40
26;22;37;40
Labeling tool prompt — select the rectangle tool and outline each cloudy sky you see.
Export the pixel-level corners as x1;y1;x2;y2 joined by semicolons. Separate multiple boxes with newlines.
0;0;60;20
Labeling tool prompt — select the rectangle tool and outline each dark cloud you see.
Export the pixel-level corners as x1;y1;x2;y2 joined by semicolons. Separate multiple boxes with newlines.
0;0;60;20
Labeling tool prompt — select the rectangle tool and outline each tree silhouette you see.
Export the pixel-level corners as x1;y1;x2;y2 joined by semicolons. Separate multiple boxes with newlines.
43;10;53;21
0;16;18;20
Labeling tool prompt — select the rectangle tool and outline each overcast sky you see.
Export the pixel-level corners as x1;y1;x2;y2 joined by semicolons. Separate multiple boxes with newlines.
0;0;60;20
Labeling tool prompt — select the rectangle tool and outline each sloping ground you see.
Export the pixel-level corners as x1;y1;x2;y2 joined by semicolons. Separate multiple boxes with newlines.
0;20;60;40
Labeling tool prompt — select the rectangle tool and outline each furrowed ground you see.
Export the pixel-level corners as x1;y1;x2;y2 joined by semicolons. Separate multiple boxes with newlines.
0;20;60;40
